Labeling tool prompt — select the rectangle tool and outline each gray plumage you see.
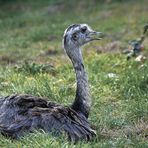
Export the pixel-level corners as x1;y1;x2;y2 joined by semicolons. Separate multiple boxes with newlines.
0;24;103;142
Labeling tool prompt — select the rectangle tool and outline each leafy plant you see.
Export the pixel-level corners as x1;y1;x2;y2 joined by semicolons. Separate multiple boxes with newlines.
15;61;56;75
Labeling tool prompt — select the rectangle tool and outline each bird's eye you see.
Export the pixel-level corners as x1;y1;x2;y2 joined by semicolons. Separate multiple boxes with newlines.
72;33;78;41
81;26;87;33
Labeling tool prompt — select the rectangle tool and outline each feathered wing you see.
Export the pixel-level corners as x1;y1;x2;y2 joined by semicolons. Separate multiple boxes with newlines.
0;94;96;141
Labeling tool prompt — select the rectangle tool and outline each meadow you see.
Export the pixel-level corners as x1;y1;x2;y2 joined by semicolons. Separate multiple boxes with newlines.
0;0;147;147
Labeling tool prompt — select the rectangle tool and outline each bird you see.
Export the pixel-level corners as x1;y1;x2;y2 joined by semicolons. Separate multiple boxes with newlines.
0;24;104;142
127;24;148;60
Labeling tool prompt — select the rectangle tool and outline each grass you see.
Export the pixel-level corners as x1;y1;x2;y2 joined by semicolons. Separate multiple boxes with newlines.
0;0;148;147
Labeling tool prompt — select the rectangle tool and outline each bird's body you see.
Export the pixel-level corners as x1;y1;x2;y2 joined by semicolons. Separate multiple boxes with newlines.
0;94;95;141
0;24;103;141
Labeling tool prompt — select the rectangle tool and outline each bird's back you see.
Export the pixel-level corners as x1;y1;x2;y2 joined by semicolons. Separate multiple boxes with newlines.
0;94;95;141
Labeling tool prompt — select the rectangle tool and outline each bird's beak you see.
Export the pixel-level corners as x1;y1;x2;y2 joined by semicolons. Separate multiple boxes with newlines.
87;31;104;41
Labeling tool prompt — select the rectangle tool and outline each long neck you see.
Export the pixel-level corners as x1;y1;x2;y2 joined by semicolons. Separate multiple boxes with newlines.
67;47;91;118
139;35;145;44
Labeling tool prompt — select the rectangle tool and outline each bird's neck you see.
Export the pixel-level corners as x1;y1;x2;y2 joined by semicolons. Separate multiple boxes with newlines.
140;35;145;43
69;47;91;118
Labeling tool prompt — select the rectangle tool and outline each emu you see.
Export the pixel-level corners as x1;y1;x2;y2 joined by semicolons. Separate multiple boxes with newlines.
0;24;103;142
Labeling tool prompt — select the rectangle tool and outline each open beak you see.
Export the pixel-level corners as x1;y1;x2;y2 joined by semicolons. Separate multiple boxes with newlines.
87;31;104;41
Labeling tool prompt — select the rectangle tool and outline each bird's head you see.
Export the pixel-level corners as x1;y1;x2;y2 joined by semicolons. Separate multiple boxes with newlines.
63;24;104;63
63;24;104;50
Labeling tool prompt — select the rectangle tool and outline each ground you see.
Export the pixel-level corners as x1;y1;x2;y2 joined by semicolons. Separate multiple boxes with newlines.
0;0;148;147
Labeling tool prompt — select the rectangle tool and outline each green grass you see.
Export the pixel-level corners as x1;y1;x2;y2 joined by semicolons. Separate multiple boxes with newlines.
0;0;148;147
